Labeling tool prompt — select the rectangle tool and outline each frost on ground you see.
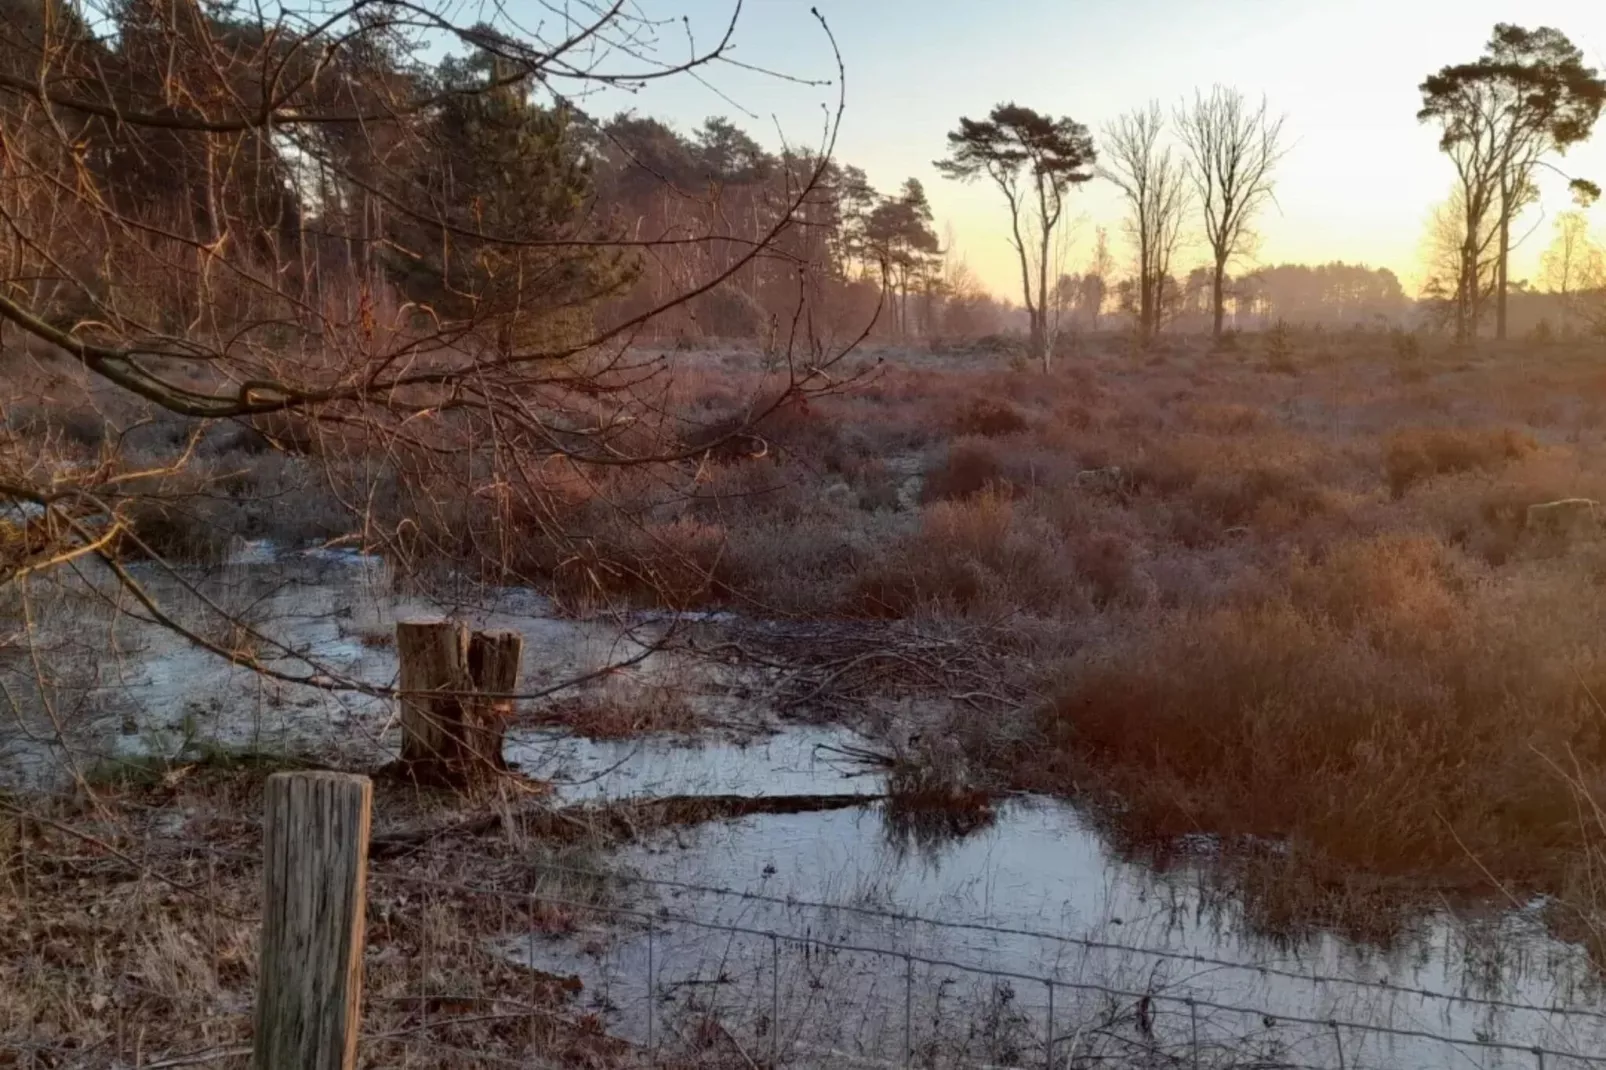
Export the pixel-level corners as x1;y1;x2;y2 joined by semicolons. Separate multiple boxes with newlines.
0;541;769;793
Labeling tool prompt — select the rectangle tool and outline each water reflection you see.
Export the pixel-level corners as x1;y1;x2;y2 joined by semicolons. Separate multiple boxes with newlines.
511;733;1606;1070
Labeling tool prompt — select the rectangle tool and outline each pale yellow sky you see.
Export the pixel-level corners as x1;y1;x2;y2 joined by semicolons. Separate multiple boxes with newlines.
600;0;1606;301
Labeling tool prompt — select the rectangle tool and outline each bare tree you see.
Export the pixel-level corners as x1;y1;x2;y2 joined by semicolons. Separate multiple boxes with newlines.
1539;210;1606;334
0;0;861;787
1419;186;1500;333
1174;86;1289;340
1540;211;1602;298
1081;227;1113;331
1100;104;1191;342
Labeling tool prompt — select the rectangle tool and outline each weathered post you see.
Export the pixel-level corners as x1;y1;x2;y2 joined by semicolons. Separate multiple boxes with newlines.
394;619;522;785
253;772;372;1070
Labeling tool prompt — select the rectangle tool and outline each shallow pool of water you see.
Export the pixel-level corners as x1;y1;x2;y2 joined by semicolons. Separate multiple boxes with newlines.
512;731;1606;1070
507;724;875;803
0;544;711;791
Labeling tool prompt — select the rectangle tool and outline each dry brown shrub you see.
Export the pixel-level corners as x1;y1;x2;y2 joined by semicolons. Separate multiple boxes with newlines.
687;458;804;520
1071;531;1139;607
1034;534;1606;893
1383;426;1536;497
114;470;242;564
1286;534;1465;648
1131;434;1337;532
950;396;1031;438
851;490;1081;617
722;511;893;615
840;456;902;511
1182;402;1265;434
1049;400;1097;431
681;393;843;465
922;438;1012;503
546;516;731;609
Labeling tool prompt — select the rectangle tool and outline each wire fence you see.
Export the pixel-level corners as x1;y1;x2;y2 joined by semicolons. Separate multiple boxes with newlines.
358;852;1606;1070
11;781;1606;1070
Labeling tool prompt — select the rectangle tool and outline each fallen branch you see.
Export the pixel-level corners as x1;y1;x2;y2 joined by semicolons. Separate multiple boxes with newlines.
369;791;886;857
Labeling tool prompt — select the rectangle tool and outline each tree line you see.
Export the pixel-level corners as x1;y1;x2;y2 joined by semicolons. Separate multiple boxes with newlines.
2;2;1600;421
935;87;1289;368
933;20;1606;362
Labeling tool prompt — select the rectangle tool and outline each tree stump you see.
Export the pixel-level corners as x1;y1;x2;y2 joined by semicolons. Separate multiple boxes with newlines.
394;619;522;787
467;629;523;773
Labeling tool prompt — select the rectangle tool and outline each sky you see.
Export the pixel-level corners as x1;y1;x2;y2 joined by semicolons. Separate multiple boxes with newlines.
538;0;1606;300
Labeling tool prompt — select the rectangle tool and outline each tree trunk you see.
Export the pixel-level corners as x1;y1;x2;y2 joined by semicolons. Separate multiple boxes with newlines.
466;629;522;775
1005;199;1038;367
1496;210;1510;342
1212;258;1227;340
1038;228;1053;374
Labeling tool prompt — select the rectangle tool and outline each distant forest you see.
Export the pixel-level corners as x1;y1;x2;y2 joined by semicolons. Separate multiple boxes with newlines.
1;3;1598;352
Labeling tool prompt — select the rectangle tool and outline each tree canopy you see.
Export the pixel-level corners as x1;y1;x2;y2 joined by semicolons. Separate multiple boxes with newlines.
1420;23;1606;340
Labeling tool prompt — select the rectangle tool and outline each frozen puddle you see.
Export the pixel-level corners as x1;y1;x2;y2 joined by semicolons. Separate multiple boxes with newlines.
0;543;714;791
508;724;875;803
507;731;1606;1070
14;544;1606;1068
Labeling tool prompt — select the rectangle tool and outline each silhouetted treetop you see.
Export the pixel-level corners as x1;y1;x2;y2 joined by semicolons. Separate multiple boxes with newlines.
935;104;1097;188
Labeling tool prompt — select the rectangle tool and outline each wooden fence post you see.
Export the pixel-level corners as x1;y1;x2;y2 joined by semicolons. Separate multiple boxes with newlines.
254;771;372;1070
395;619;521;786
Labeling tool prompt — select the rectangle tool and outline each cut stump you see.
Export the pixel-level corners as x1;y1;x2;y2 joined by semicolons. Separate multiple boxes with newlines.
393;619;522;788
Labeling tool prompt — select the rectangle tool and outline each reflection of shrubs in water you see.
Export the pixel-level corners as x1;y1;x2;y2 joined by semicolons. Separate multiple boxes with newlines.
967;981;1030;1068
880;792;997;857
831;731;1001;857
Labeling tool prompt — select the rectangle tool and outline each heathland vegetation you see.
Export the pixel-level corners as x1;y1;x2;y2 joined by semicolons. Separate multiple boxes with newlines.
7;2;1606;1062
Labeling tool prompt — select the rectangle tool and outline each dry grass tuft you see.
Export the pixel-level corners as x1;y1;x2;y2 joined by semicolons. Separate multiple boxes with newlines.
532;678;701;740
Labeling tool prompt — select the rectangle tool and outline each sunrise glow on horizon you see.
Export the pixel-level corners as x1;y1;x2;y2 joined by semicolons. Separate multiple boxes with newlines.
563;0;1606;301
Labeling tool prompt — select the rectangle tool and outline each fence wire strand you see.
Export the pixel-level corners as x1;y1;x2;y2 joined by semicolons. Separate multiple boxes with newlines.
375;849;1606;1028
363;863;1606;1070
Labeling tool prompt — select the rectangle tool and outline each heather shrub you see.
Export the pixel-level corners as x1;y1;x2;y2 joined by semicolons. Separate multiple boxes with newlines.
120;494;239;564
951;396;1030;438
548;515;732;609
1070;530;1141;607
1383;426;1536;497
1037;535;1606;887
1182;402;1265;434
853;490;1082;617
922;438;1012;503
